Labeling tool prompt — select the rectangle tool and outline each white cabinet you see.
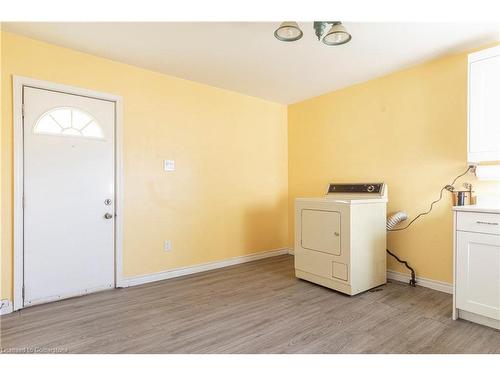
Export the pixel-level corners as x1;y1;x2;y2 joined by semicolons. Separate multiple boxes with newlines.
468;45;500;163
456;231;500;319
453;209;500;329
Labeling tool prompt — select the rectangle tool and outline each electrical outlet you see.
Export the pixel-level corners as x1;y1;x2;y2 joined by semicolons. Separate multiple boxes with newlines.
164;240;172;252
0;299;12;315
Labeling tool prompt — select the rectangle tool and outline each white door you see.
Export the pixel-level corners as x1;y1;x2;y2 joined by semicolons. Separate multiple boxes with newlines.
456;231;500;320
23;87;116;306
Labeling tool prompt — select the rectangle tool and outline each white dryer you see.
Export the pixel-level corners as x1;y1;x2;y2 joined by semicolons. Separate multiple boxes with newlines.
295;183;388;295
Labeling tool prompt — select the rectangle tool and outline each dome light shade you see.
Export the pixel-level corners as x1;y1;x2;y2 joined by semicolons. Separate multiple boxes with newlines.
274;22;303;42
322;23;352;46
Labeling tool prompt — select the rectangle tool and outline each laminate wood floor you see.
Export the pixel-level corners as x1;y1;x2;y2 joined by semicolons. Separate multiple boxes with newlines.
1;255;499;354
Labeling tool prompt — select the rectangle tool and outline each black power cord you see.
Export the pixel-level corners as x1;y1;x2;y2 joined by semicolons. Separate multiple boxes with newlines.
386;249;417;286
386;165;474;287
388;165;474;232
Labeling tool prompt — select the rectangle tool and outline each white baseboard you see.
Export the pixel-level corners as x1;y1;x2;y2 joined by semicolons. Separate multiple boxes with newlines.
121;248;291;288
0;299;13;315
288;248;295;255
387;270;453;294
458;309;500;330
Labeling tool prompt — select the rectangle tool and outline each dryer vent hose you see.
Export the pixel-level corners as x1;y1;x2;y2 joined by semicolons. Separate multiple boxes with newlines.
386;211;408;231
386;211;416;287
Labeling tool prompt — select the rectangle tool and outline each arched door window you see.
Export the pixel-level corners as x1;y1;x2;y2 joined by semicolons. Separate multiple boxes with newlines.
34;107;104;139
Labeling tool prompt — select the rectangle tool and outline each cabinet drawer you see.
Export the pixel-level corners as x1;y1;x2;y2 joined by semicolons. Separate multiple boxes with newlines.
457;212;500;235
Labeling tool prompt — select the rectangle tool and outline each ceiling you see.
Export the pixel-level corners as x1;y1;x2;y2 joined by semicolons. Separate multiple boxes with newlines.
3;22;499;104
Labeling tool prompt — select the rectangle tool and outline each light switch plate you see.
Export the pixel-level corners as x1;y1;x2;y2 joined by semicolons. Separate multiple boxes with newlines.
164;160;175;171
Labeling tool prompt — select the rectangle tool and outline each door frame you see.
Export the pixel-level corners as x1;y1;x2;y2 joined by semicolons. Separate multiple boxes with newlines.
12;75;125;311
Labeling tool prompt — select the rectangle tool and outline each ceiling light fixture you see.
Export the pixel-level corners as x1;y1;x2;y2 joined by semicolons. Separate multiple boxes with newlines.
273;22;303;42
274;21;351;46
321;22;352;46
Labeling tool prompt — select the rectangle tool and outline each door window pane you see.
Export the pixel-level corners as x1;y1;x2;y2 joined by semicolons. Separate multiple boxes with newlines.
34;107;104;139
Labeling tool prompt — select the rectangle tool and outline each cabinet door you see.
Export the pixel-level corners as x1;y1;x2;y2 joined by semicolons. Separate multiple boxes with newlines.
456;231;500;320
468;51;500;162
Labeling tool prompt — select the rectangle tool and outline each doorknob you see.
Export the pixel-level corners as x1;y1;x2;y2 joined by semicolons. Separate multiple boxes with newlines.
104;213;113;219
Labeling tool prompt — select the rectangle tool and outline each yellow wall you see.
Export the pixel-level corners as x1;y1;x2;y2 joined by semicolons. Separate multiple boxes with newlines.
288;50;500;283
0;28;4;299
0;32;288;300
2;30;499;302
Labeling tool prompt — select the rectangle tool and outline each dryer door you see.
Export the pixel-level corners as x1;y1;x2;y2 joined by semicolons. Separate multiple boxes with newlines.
301;209;341;255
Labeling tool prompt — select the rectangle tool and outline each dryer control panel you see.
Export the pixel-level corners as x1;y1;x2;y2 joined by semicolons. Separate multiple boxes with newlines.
326;183;386;199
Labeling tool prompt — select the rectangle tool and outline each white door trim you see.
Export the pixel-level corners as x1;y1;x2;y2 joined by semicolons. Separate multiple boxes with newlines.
13;75;124;311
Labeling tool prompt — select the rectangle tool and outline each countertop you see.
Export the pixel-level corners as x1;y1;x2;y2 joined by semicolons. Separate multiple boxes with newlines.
453;204;500;214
